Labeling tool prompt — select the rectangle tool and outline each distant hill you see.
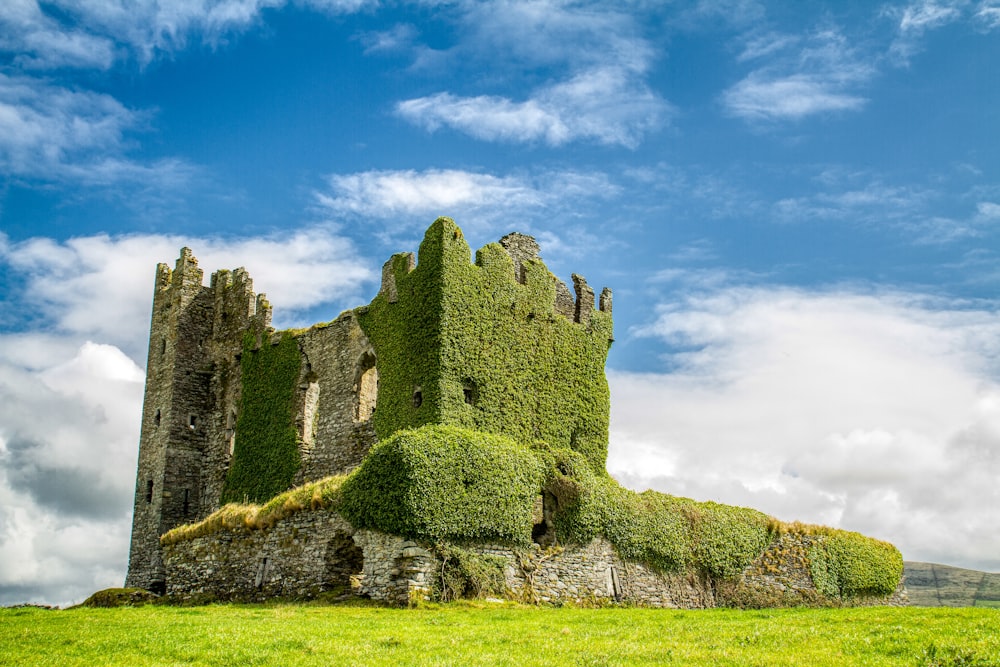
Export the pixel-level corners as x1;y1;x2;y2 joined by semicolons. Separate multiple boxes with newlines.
904;561;1000;607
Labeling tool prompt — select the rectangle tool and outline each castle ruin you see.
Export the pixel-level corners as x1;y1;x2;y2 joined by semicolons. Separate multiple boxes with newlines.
126;218;905;607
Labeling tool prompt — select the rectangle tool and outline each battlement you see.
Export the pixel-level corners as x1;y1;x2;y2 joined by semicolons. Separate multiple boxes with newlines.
377;218;611;329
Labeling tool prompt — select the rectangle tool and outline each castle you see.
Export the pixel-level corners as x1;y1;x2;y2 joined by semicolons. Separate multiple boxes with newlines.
126;218;906;607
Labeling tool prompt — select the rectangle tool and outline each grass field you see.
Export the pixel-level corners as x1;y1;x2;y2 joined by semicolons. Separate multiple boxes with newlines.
1;603;998;666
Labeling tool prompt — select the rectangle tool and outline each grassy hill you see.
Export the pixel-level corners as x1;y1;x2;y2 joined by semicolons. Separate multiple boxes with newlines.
905;561;1000;608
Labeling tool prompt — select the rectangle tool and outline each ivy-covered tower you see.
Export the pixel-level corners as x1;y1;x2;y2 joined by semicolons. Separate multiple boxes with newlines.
125;218;613;590
360;217;614;471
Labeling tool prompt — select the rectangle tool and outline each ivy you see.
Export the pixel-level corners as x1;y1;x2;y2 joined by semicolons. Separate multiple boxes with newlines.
435;543;508;600
358;218;613;474
221;333;302;504
339;424;544;544
808;530;903;598
543;447;773;579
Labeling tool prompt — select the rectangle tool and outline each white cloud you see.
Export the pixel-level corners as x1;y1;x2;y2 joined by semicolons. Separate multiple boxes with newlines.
0;73;195;186
899;0;964;32
359;23;417;54
0;1;117;70
889;0;967;63
977;2;1000;28
315;167;620;242
319;168;543;218
395;1;670;148
0;0;377;71
397;66;670;148
722;73;867;121
770;173;996;244
722;29;874;122
609;285;1000;571
0;227;374;605
1;228;374;360
0;340;144;606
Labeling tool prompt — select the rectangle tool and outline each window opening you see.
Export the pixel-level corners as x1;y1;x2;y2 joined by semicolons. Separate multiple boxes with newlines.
189;415;197;429
183;489;190;516
354;353;378;423
145;480;154;503
154;409;161;427
462;380;478;406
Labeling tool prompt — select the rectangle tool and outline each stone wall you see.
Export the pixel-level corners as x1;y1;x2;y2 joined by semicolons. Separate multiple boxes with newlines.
295;311;378;482
162;508;907;607
163;509;359;600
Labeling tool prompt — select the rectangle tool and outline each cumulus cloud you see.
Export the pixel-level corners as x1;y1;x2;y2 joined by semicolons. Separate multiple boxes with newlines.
722;28;874;122
608;285;1000;571
397;67;669;148
1;228;374;360
0;227;374;605
315;167;620;244
0;341;144;606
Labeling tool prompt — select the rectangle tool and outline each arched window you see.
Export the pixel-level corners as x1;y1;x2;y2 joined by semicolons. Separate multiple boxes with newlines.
354;352;378;422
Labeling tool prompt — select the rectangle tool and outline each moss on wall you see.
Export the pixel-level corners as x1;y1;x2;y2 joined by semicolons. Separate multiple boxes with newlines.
221;333;302;504
358;218;613;473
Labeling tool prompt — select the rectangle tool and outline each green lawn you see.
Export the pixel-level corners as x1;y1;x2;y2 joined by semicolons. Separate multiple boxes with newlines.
1;603;998;666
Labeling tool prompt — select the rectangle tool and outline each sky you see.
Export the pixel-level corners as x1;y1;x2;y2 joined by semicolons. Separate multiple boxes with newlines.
0;0;998;607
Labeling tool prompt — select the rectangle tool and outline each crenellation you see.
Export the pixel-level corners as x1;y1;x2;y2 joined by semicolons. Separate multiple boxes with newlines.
571;273;594;326
599;287;612;315
554;279;575;320
499;232;540;284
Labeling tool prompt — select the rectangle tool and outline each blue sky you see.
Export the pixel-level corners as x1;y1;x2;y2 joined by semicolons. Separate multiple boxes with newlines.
1;0;999;606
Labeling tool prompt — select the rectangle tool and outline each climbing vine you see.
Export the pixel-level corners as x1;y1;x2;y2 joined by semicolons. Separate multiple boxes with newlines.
339;424;543;544
808;530;903;598
358;217;613;473
222;332;302;504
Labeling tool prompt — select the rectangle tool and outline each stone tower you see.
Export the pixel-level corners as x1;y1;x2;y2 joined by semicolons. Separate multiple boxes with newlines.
124;249;271;592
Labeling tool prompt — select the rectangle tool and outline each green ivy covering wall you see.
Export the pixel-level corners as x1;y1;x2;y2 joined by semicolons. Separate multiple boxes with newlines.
809;530;903;597
539;446;774;579
339;424;543;543
221;333;302;504
358;218;613;473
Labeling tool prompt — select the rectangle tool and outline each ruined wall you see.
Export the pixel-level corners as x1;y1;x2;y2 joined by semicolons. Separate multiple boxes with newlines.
161;508;908;608
295;311;378;481
163;509;359;601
